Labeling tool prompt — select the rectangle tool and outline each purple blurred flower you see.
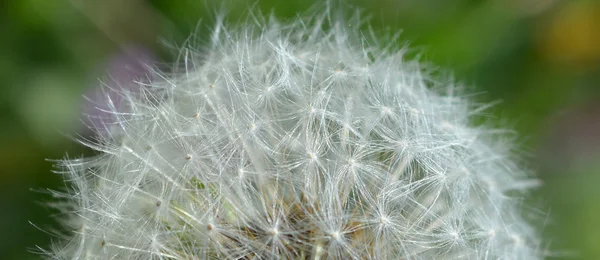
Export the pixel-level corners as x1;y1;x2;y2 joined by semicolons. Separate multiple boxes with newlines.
539;101;600;172
82;46;155;136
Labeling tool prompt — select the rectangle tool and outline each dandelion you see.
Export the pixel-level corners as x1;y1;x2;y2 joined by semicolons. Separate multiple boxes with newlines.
42;4;543;259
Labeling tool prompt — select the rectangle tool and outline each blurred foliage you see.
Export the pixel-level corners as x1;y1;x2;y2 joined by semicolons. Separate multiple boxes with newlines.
1;0;599;259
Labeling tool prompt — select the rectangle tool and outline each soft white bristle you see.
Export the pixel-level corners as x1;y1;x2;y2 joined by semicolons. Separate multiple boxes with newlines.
44;5;543;260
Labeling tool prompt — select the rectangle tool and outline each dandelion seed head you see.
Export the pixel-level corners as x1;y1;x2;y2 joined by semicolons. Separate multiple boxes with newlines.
42;3;545;260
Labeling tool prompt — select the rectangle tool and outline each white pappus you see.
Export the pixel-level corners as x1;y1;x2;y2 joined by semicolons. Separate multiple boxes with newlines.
41;3;545;260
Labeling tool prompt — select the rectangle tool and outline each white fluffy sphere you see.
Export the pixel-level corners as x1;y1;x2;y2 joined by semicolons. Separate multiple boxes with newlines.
45;6;543;260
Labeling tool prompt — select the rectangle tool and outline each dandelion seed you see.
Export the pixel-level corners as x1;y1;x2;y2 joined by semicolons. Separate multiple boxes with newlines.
42;3;545;260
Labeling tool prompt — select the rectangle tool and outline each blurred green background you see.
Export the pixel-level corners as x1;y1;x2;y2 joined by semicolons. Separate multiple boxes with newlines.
1;0;599;259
